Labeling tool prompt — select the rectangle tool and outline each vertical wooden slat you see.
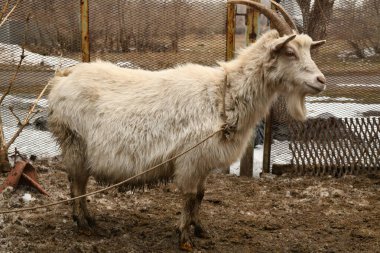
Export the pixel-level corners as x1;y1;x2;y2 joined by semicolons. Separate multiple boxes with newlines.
226;3;235;61
262;110;272;173
245;7;258;45
81;0;90;62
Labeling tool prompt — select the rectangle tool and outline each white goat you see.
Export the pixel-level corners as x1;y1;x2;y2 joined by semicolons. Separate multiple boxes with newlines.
48;2;326;251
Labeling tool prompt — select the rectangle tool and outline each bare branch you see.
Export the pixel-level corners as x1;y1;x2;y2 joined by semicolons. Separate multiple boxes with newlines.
0;0;22;28
0;37;25;149
0;51;25;107
9;105;22;126
0;9;28;107
6;82;50;150
0;0;10;24
0;12;28;151
0;114;6;149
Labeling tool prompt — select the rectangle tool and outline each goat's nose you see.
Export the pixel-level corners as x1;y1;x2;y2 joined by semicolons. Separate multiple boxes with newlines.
317;75;326;84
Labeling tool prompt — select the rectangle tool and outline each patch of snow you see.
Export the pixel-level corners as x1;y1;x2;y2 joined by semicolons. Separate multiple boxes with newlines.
338;47;378;59
336;83;379;88
338;50;356;59
271;141;291;165
0;43;78;70
116;61;139;69
306;102;380;118
229;144;263;178
1;94;48;109
363;47;377;58
4;125;60;158
306;96;356;102
21;193;35;202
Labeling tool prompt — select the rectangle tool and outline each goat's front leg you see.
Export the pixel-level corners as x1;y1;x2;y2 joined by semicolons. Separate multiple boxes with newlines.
192;189;209;239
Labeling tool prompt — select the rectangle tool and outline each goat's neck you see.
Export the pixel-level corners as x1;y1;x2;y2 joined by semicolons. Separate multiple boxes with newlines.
222;62;278;135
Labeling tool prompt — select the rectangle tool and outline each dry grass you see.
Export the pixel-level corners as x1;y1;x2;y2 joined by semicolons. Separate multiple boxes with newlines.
315;39;380;75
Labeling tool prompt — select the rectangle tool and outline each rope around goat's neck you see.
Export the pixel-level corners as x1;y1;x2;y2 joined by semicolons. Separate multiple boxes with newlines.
221;74;228;122
0;129;223;214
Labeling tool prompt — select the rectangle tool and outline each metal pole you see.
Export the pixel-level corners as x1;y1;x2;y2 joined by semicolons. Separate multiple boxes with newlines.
81;0;90;62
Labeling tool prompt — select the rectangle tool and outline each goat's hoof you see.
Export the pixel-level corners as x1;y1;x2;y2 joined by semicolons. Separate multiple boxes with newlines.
179;241;193;252
73;214;96;231
194;225;210;239
85;216;96;227
76;225;94;236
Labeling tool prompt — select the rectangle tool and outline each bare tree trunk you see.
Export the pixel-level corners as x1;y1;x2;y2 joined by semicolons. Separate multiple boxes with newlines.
0;148;10;172
296;0;335;40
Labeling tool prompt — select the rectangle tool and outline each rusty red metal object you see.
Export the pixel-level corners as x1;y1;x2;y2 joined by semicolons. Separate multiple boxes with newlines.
0;161;48;195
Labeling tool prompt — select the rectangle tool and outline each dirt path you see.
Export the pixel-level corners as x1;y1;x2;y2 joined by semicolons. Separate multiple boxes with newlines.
1;161;379;253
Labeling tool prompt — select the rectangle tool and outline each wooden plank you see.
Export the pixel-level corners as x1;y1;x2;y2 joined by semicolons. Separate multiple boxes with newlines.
226;3;236;61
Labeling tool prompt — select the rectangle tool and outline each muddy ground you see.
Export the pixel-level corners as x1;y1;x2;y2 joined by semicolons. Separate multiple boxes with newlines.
0;159;379;253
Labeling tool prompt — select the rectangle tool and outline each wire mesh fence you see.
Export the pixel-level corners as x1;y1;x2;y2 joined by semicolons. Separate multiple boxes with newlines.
0;0;81;164
89;0;226;69
0;0;226;168
0;0;378;176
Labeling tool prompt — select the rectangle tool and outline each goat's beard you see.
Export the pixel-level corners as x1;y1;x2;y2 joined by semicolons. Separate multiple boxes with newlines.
286;92;307;122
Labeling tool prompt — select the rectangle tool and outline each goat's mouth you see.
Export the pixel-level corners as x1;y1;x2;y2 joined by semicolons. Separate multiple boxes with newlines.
305;82;326;94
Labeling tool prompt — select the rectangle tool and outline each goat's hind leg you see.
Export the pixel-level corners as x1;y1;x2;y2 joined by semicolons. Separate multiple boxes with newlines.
63;143;95;230
68;168;94;229
51;120;95;230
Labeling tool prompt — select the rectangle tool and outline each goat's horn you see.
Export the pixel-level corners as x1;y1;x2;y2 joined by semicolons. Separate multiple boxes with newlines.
227;0;292;36
270;0;298;33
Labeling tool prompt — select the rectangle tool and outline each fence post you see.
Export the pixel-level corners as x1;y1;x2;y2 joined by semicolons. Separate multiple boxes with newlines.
81;0;90;62
239;6;258;177
262;1;278;174
262;110;272;173
222;3;236;174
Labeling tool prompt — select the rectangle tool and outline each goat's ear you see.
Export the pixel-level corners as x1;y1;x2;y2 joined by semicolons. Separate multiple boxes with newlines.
271;34;297;53
311;40;326;49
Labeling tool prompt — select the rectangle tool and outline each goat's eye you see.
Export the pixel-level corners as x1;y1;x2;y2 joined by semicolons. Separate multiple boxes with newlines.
285;49;296;58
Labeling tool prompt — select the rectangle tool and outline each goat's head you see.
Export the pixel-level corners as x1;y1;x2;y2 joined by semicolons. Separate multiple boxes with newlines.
267;33;326;121
230;0;326;121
